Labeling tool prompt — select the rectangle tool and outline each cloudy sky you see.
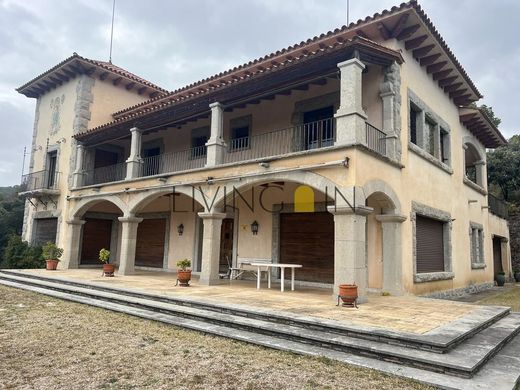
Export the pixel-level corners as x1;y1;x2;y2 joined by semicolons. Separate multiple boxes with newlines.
0;0;518;186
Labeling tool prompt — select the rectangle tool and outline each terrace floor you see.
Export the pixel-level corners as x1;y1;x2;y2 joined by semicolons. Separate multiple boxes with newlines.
16;268;477;335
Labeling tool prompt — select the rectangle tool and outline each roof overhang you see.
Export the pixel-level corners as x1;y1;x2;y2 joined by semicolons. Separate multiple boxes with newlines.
16;53;167;99
459;107;507;148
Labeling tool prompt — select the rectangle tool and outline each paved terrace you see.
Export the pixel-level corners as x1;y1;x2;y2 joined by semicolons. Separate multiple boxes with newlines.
17;268;475;334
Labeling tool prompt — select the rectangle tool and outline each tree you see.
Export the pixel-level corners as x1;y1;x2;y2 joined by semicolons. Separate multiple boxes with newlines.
0;186;25;259
479;104;501;127
487;135;520;204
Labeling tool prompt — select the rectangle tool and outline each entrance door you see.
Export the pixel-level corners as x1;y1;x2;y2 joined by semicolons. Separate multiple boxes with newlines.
303;106;334;149
142;147;161;176
135;219;166;268
280;212;334;283
219;218;234;272
81;218;113;265
493;236;503;276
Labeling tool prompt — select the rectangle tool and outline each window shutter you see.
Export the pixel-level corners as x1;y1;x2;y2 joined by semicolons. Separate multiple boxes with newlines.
416;216;445;273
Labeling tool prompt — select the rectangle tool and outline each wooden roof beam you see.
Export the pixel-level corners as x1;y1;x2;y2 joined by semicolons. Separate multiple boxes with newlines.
138;87;147;95
433;68;454;80
54;73;69;82
99;71;109;81
149;92;160;98
460;112;478;122
355;29;370;39
438;76;459;87
396;24;421;40
443;83;463;93
420;53;441;66
377;22;391;40
449;89;469;98
48;76;63;86
454;94;472;105
61;67;76;78
125;82;136;91
389;13;410;38
427;61;448;74
405;35;428;50
113;77;122;86
413;44;435;59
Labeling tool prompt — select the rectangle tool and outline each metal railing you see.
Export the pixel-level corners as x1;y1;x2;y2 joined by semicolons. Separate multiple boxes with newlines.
21;170;60;192
224;118;335;163
365;123;387;156
488;194;509;219
139;146;206;178
84;163;126;186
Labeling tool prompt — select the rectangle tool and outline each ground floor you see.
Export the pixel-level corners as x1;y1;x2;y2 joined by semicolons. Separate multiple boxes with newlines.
23;168;513;300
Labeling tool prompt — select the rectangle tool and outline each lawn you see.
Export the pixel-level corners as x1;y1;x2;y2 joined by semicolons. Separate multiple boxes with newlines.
476;284;520;311
0;285;432;390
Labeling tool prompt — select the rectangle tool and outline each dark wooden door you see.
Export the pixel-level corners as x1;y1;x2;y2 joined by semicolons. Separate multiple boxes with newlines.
135;219;166;268
280;212;334;283
80;218;113;265
493;237;503;275
219;218;234;271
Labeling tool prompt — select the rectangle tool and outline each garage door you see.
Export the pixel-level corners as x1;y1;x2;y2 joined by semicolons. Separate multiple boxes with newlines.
280;212;334;283
81;218;113;265
33;218;58;245
135;219;166;268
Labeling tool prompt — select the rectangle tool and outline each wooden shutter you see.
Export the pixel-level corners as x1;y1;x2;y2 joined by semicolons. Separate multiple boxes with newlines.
416;216;444;273
33;218;58;245
80;218;113;265
135;219;166;268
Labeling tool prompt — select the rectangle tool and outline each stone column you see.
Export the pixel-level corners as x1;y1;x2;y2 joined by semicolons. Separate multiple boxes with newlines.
72;144;86;188
376;214;407;295
62;219;86;269
198;211;226;285
379;62;402;161
205;102;226;167
475;160;486;188
117;216;143;275
334;58;367;146
328;204;372;303
125;127;143;180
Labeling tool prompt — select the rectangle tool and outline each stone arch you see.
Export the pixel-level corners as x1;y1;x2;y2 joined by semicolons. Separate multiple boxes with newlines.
128;186;205;215
362;179;401;214
462;136;485;160
69;195;128;220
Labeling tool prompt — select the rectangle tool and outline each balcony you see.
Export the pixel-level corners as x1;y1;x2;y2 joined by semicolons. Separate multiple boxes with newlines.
20;170;60;195
488;194;509;219
78;118;389;187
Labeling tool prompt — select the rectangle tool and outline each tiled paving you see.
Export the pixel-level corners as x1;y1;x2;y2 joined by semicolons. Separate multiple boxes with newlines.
18;268;475;334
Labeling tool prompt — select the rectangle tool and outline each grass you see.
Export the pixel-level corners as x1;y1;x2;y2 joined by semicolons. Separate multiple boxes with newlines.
0;285;433;390
476;284;520;311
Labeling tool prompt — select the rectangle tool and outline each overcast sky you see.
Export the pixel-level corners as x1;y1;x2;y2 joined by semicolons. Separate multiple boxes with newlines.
0;0;518;186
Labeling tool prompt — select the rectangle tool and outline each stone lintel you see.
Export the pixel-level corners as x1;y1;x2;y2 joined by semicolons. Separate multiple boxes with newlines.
67;219;86;225
414;272;455;284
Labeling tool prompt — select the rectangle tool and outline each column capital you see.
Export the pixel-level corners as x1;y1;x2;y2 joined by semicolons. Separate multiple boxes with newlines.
209;102;224;110
198;211;226;220
130;127;142;133
77;143;85;150
118;216;143;224
375;214;407;223
327;205;373;216
337;58;365;71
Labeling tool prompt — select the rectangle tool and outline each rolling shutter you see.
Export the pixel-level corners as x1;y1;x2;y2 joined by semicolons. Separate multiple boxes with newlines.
416;216;445;273
33;218;58;245
135;219;166;268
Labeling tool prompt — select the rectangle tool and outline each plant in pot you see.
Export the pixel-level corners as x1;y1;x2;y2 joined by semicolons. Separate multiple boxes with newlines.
337;283;359;308
514;269;520;283
42;242;64;271
176;258;192;287
99;248;114;277
496;271;506;287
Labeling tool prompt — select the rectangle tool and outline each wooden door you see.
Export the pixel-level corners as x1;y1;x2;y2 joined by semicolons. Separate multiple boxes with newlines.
80;218;113;265
135;219;166;268
219;218;234;271
493;237;503;275
280;212;334;283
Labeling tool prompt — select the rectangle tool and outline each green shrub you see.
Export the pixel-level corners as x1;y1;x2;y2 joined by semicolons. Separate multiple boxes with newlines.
42;242;64;261
0;234;44;269
176;258;191;270
99;248;110;263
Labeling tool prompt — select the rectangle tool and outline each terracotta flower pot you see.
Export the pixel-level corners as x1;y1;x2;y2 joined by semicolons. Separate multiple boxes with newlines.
103;263;115;277
338;284;358;307
177;270;192;287
45;260;59;270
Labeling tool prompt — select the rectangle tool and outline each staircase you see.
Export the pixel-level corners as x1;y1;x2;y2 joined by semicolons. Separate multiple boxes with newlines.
1;270;519;390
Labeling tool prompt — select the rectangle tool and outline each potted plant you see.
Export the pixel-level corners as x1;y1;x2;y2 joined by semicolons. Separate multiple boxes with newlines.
337;284;358;308
176;258;192;287
99;248;114;277
514;269;520;283
496;271;506;287
42;242;64;271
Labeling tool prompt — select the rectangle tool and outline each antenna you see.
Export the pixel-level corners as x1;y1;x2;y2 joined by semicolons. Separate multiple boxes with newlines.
346;0;350;25
21;146;27;180
109;0;116;63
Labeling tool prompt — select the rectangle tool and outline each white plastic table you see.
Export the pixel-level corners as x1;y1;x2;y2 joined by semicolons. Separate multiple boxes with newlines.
251;263;303;292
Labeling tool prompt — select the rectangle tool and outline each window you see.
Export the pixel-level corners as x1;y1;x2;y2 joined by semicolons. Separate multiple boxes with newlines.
464;143;484;187
440;128;450;164
142;146;161;176
470;224;485;268
409;104;419;145
191;127;209;158
303;106;334;150
230;116;252;151
416;215;445;274
46;151;57;188
425;118;436;156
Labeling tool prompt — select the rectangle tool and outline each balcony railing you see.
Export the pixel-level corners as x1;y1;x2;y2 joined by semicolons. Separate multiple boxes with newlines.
224;118;335;163
84;163;126;186
488;194;509;219
139;146;206;177
21;170;60;192
366;123;387;156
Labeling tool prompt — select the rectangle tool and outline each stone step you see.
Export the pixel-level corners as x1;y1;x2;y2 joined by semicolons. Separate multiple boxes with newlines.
0;270;509;354
1;272;519;378
1;276;519;390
